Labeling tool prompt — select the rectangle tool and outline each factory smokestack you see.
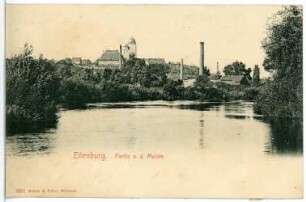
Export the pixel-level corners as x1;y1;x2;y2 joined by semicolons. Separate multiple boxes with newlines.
180;58;184;80
199;42;204;75
119;45;122;69
217;61;219;72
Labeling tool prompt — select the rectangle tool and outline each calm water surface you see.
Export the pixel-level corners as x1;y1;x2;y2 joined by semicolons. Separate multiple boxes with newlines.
6;101;303;198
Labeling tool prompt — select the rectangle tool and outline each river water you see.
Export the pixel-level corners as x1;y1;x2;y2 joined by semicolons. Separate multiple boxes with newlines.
6;101;303;198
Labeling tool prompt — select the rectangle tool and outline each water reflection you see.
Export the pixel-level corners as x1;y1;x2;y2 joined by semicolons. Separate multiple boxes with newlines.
265;119;303;155
6;101;303;157
225;114;251;120
177;102;222;111
6;132;56;156
199;112;204;149
87;101;223;112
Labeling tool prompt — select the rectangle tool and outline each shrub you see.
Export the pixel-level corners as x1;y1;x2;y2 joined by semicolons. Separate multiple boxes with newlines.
6;45;60;134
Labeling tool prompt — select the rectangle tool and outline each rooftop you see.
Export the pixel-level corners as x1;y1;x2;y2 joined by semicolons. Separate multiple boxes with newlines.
220;75;244;82
98;50;120;61
219;75;251;85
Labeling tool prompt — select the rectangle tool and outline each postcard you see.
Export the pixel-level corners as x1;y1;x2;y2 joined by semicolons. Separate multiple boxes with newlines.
5;3;303;199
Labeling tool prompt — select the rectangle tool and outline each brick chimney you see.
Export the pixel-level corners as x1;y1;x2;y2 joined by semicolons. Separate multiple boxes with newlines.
199;42;204;75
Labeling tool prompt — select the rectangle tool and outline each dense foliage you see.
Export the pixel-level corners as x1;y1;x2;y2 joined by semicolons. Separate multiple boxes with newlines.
6;45;60;134
252;65;260;85
254;6;303;120
7;44;261;134
223;61;252;78
202;66;211;76
167;62;199;80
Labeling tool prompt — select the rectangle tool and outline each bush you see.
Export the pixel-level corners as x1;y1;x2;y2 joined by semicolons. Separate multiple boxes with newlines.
254;79;302;120
163;80;184;100
244;87;260;101
6;45;60;134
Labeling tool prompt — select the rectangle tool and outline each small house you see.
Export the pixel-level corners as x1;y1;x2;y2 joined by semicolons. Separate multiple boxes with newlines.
219;75;251;86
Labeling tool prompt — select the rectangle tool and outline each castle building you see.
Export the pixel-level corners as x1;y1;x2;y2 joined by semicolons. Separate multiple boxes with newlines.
123;37;137;59
97;50;121;68
95;37;137;68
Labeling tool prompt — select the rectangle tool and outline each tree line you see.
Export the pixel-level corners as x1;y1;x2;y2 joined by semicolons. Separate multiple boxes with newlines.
6;46;260;134
6;6;302;134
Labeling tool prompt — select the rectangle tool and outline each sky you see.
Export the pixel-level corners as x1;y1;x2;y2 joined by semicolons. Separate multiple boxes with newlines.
6;4;283;76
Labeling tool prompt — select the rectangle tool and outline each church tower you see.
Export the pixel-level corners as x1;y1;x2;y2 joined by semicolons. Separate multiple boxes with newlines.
122;37;137;60
127;37;137;58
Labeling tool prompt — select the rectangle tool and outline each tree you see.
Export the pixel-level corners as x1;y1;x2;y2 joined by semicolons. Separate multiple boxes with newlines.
252;65;260;85
163;80;184;100
262;6;302;80
195;74;210;89
254;6;303;120
6;44;60;133
223;61;251;76
203;66;211;76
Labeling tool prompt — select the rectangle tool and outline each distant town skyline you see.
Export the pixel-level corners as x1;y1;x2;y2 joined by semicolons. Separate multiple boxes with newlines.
6;5;282;76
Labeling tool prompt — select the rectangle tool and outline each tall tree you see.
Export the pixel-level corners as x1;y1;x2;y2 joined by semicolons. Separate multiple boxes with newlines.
262;6;303;81
252;65;260;85
255;6;303;119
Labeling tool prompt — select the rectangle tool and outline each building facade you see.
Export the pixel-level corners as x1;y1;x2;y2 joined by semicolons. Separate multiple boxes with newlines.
97;50;121;68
